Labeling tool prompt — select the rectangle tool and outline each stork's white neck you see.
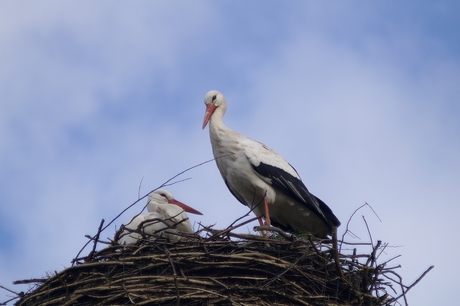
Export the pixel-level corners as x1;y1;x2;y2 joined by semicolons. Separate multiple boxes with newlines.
209;103;229;135
207;103;246;171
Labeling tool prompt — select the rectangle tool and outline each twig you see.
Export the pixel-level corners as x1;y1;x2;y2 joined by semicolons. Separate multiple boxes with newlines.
261;252;306;288
225;188;266;236
207;216;259;240
362;215;374;249
138;177;144;199
331;227;345;278
0;284;24;305
0;294;22;306
159;157;220;188
225;208;254;230
160;177;192;189
86;219;105;262
391;265;434;303
340;202;381;252
253;225;294;241
0;285;21;296
163;246;180;306
13;278;47;285
366;240;382;267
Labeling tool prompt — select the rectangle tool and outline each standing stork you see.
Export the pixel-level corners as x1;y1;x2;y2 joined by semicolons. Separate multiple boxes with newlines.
117;189;202;244
202;90;340;238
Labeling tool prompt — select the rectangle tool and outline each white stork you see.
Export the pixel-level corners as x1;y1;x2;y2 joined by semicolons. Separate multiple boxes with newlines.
202;90;340;238
117;189;202;244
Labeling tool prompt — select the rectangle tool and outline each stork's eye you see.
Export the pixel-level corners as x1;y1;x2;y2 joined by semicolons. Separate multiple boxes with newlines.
212;95;217;102
159;193;167;198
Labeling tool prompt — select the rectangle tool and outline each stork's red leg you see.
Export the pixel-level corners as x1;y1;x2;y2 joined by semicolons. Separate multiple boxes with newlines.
264;198;271;226
257;216;264;226
255;196;271;237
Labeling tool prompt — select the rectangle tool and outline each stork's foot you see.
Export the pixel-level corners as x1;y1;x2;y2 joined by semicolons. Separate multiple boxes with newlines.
257;216;270;237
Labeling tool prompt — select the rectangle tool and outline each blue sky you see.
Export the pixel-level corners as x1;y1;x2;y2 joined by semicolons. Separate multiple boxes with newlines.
1;1;459;304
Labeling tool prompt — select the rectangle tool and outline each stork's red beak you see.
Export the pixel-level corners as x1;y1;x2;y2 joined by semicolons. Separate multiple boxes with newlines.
169;199;203;215
202;103;217;129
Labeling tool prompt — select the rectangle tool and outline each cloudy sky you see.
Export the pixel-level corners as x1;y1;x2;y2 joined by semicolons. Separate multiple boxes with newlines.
1;1;459;304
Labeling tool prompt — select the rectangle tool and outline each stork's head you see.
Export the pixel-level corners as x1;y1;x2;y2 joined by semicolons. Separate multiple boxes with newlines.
148;189;174;206
202;90;226;129
147;189;203;215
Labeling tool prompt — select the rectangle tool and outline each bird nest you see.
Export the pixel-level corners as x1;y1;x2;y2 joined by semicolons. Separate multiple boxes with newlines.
11;215;431;306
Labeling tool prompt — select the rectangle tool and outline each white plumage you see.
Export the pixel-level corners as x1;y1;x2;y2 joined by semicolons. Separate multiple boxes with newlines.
202;90;340;237
117;189;202;244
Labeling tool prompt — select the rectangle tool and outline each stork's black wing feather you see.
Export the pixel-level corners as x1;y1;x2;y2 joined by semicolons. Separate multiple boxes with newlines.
313;195;341;227
252;161;339;229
